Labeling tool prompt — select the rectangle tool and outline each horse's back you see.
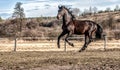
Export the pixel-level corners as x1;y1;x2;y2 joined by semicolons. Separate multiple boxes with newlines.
74;20;96;24
72;20;97;34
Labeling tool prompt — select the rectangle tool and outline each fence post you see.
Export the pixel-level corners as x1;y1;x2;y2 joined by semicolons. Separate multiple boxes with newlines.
14;36;17;51
64;40;66;52
104;35;107;51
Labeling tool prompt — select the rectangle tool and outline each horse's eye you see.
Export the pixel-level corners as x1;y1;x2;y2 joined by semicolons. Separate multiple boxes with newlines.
58;10;60;12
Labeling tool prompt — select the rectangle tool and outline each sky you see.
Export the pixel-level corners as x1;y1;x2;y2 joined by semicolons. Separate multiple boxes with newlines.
0;0;120;19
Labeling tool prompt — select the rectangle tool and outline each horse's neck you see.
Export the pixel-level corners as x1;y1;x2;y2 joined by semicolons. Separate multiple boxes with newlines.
62;12;72;26
62;15;66;26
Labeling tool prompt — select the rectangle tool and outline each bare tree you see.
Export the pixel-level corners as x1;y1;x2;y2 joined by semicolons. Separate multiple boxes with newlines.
114;5;119;11
12;2;25;18
0;17;3;22
89;6;92;15
72;8;80;16
93;7;97;14
12;2;25;33
105;7;111;12
82;9;89;17
93;7;98;22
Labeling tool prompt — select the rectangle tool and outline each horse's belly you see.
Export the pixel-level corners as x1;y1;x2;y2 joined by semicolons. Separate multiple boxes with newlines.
74;30;83;35
74;27;86;35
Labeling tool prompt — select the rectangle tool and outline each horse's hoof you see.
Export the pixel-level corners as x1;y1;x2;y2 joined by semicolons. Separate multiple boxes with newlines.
58;46;60;48
79;50;82;52
79;49;85;52
70;43;74;47
71;44;74;47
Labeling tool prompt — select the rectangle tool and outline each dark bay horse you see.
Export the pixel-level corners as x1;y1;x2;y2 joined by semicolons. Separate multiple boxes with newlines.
57;6;103;52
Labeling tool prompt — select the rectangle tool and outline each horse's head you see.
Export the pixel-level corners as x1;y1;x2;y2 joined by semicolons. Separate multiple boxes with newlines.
57;6;67;20
57;5;75;20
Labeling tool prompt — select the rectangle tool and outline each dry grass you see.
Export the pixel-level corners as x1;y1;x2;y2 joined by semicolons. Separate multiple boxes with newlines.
0;39;120;70
0;39;120;52
0;49;120;70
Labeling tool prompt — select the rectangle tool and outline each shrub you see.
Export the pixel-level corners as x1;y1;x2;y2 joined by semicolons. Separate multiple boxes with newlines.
114;30;120;39
116;19;120;22
26;19;38;29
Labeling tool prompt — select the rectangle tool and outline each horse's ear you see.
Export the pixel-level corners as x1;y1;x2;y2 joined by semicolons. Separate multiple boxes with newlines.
58;5;62;9
70;11;73;13
69;8;71;10
68;8;71;11
62;5;65;8
58;5;61;9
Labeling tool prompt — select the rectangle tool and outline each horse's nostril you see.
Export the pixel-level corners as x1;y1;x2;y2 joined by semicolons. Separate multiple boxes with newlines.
57;15;60;19
57;16;59;19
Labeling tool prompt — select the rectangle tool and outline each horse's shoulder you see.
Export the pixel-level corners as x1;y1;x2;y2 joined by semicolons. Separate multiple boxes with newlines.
73;20;90;23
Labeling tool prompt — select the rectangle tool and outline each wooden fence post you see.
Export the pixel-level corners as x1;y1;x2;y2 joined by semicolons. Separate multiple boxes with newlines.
64;39;66;52
14;36;17;51
104;35;107;50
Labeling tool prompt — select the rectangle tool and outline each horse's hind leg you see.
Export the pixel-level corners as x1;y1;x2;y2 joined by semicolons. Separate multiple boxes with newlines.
79;34;90;52
57;31;67;48
89;30;93;42
89;26;97;42
65;32;74;47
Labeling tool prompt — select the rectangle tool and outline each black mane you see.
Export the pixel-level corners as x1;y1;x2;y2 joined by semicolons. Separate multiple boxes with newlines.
61;6;76;20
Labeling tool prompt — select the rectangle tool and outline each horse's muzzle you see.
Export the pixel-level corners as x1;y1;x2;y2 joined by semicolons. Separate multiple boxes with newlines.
57;15;61;20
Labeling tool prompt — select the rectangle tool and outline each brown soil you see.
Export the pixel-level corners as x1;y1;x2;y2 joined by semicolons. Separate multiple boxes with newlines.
0;49;120;70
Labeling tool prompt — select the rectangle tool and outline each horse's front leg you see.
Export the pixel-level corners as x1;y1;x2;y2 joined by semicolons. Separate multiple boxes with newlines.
57;31;67;48
65;32;74;47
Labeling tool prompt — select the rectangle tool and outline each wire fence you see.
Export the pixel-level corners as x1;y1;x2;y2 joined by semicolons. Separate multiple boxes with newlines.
0;35;120;52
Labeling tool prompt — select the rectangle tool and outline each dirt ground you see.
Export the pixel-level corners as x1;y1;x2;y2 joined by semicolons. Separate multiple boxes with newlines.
0;49;120;70
0;39;120;70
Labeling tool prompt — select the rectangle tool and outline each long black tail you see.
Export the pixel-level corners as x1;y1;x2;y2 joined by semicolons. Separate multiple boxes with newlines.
96;24;103;39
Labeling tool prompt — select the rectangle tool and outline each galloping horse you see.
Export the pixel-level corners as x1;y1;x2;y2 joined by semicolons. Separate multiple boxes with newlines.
57;6;103;52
